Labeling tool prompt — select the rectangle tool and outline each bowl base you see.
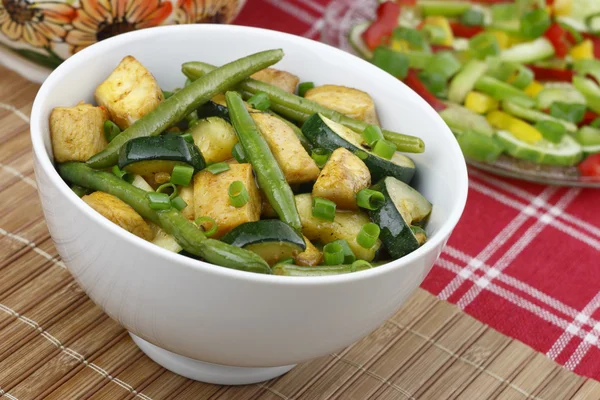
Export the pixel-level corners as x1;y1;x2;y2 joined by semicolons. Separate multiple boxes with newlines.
129;333;296;385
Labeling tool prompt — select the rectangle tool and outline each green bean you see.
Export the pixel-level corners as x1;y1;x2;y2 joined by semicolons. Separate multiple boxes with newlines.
183;62;425;153
58;162;271;274
87;49;284;169
225;92;302;231
272;262;373;276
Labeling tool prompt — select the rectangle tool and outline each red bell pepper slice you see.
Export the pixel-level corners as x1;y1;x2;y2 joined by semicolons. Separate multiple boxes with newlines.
449;22;484;39
361;2;401;50
579;111;600;127
404;70;447;112
527;65;574;82
396;0;416;5
430;44;454;53
578;153;600;178
582;33;600;59
544;23;570;58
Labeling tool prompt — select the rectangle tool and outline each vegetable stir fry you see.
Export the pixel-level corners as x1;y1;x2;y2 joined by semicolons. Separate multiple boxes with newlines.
51;49;431;276
350;0;600;178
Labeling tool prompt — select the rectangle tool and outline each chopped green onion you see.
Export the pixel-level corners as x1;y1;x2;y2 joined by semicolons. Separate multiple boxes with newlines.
156;183;178;200
423;24;447;45
419;71;447;98
353;149;369;161
331;239;356;264
147;192;171;210
298;82;315;97
323;242;344;265
170;165;194;186
71;185;91;197
424;51;462;80
356;189;385;211
520;8;551;39
591;118;600;129
362;125;384;147
549;102;587;124
351;260;372;271
469;32;500;60
460;9;485;27
247;92;271;111
171;196;188;211
205;162;231;175
232;142;247;163
181;133;194;144
491;3;518;22
357;223;380;249
392;27;428;51
535;120;566;144
559;22;583;44
111;165;133;183
508;64;534;90
372;139;396;160
372;47;409;79
195;216;218;237
103;120;121;142
228;181;249;208
311;148;331;168
312;197;336;221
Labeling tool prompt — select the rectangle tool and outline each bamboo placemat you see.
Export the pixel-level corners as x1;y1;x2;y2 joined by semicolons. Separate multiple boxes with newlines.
1;64;599;400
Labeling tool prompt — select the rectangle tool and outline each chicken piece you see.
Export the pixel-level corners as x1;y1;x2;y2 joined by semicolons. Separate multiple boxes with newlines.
295;194;381;261
295;236;323;266
251;68;300;93
251;113;320;184
194;163;261;238
304;85;380;125
82;191;153;240
95;56;164;130
312;148;371;210
50;103;109;163
178;184;195;221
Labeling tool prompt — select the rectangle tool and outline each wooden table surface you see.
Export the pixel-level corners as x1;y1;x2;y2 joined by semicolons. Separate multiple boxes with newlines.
1;65;599;399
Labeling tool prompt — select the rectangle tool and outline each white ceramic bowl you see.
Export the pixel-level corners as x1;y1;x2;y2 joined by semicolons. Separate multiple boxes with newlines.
31;24;468;385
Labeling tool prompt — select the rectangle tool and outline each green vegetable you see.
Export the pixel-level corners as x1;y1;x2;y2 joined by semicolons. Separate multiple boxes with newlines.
469;33;501;59
573;76;600;114
424;51;462;79
225;91;301;231
171;196;187;211
559;22;583;44
58;162;270;273
448;59;488;104
418;0;471;17
311;148;331;168
71;185;91;197
357;223;380;249
205;162;231;175
228;180;249;208
312;196;336;221
456;130;505;162
494;130;583;166
221;220;306;265
573;60;600;86
574;126;600;146
520;8;551;39
536;85;586;110
112;165;129;181
302;113;416;183
535;120;566;144
362;125;384;146
118;135;205;176
87;49;283;168
392;27;429;51
591;118;600;129
440;104;495;137
357;189;385;211
474;76;535;108
323;242;345;265
372;139;397;160
195;216;218;237
170;165;194;186
148;192;171;210
232;142;246;163
405;51;434;70
419;71;447;98
197;100;231;122
103;120;121;142
181;62;425;153
372;47;409;79
272;262;373;276
410;226;427;246
491;3;518;22
549;102;586;124
502;101;577;133
585;12;600;34
347;21;373;59
298;82;315;97
247;92;271;111
156;183;177;199
460;9;485;26
500;38;555;64
423;25;448;45
331;239;356;264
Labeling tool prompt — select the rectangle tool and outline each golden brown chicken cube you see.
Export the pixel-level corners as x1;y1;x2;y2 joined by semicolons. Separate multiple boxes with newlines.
251;68;300;93
194;163;261;238
312;148;371;210
82;191;153;240
251;113;320;184
50;103;109;163
295;236;323;267
304;85;380;125
95;56;164;130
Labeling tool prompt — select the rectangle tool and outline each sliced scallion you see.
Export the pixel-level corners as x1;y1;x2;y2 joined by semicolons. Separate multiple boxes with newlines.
362;125;384;147
103;120;121;142
312;197;336;221
232;142;247;163
373;139;396;160
323;242;344;265
228;181;249;207
357;223;380;249
331;239;356;264
170;165;194;186
247;92;271;111
205;162;231;175
170;196;188;211
195;216;218;237
356;189;385;210
147;192;171;210
311;148;331;168
298;82;315;97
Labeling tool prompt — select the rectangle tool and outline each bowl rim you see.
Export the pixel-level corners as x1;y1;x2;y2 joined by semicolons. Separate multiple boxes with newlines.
30;24;468;286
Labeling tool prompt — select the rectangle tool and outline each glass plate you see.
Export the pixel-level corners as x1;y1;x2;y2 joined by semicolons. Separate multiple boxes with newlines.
321;0;600;188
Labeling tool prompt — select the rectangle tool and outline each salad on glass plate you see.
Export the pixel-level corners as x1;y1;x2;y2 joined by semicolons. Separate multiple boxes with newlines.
322;0;600;186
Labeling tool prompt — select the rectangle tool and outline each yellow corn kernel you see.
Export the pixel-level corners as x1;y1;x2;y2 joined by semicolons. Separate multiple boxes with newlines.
524;80;544;98
570;39;594;60
507;118;543;144
391;39;410;52
489;30;510;50
423;16;454;46
553;0;572;16
486;110;514;130
465;92;499;114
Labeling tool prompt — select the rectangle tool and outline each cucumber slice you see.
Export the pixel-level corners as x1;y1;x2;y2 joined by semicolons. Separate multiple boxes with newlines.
448;59;488;104
502;101;578;133
582;144;600;156
500;38;555;64
418;0;471;17
573;76;600;114
348;21;373;60
439;104;495;137
221;220;306;265
488;20;521;35
118;135;205;175
495;130;583;166
575;126;600;146
536;86;587;110
301;113;416;183
369;177;431;258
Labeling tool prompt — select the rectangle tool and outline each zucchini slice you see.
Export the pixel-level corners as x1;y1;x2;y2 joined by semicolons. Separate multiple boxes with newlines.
197;100;230;122
302;113;416;183
118;135;205;175
221;220;306;265
189;117;238;164
369;177;432;258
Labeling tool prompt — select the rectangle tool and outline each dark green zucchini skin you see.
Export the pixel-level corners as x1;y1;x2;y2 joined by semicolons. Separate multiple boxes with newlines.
221;220;305;250
301;114;415;183
369;178;419;259
118;135;205;172
197;101;230;122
